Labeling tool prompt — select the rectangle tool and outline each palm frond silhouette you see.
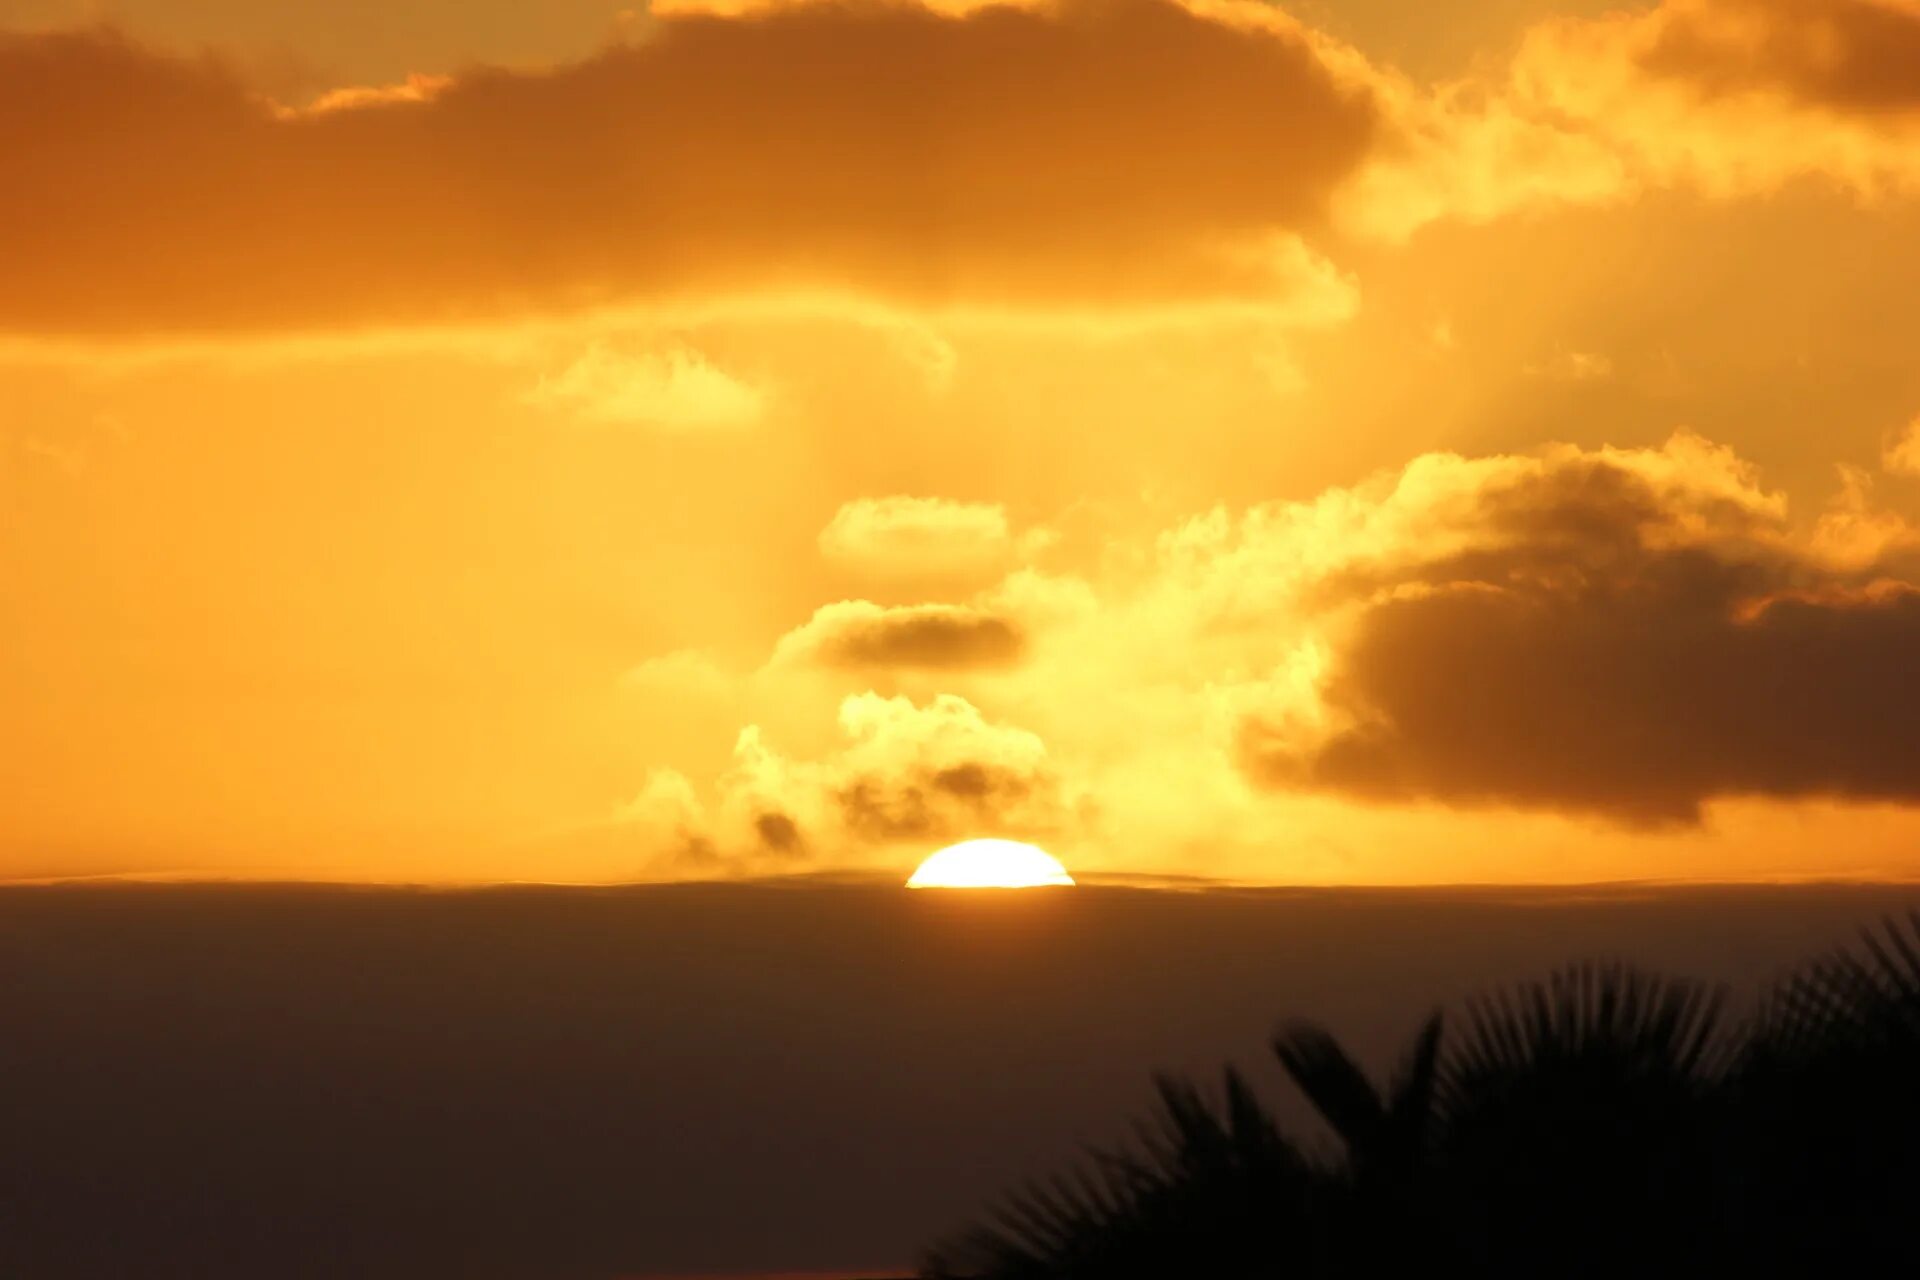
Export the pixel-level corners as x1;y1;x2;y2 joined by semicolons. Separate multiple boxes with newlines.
921;1068;1316;1280
1729;913;1920;1270
921;920;1920;1278
1435;965;1730;1277
1272;1010;1441;1177
1754;911;1920;1058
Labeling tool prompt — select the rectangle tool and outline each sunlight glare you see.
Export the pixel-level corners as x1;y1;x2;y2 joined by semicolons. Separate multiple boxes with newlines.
906;838;1076;889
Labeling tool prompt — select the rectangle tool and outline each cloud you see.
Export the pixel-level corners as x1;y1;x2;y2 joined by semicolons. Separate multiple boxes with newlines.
616;768;720;868
1629;0;1920;114
1510;0;1920;198
1339;0;1920;238
772;600;1025;670
1525;350;1614;382
1234;433;1920;823
287;72;454;117
1;3;1376;337
608;433;1920;880
16;0;1920;351
1811;465;1920;569
1332;66;1634;240
1886;415;1920;477
753;692;1065;845
620;649;736;700
817;495;1017;583
525;343;765;428
622;692;1070;871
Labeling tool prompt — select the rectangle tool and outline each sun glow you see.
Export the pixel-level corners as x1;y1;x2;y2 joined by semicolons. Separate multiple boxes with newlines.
906;839;1076;889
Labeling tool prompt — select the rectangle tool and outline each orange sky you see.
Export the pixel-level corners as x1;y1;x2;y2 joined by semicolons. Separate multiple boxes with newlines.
8;0;1920;884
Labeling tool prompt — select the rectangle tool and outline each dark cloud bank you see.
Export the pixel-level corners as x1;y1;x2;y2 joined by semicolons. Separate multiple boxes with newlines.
1243;447;1920;824
0;0;1372;335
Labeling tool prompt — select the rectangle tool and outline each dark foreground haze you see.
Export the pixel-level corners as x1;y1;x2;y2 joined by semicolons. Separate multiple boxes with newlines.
5;880;1919;1278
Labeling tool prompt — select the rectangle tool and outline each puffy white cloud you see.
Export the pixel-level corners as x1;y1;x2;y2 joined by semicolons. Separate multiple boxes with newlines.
625;692;1073;874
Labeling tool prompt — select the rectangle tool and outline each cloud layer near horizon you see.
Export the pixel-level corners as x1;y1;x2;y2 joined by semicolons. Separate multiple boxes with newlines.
628;432;1920;874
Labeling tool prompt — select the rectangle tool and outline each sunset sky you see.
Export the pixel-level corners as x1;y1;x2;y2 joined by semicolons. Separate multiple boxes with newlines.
9;0;1920;885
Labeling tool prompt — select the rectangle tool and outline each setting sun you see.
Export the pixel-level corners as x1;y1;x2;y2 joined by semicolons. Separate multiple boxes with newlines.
906;839;1076;889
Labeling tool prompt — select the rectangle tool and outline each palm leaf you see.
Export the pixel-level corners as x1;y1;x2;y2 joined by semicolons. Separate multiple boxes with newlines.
1272;1020;1385;1154
919;1066;1306;1278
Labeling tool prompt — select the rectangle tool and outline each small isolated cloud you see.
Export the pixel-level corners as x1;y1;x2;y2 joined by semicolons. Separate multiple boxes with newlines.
1525;349;1614;382
772;600;1025;670
1885;415;1920;477
526;344;764;429
817;495;1017;583
620;649;735;699
281;72;454;118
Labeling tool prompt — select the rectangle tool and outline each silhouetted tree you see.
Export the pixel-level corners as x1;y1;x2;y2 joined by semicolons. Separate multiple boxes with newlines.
1269;1012;1441;1272
1725;914;1920;1270
923;1068;1322;1280
921;916;1920;1278
1432;965;1730;1277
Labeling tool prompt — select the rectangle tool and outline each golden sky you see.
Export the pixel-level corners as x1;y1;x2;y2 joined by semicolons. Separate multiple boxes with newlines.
8;0;1920;884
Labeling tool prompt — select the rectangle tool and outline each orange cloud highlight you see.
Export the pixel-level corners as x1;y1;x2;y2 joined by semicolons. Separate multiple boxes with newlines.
1514;0;1920;198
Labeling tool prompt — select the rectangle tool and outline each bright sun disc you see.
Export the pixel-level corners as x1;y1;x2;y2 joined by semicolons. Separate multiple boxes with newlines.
906;838;1076;889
